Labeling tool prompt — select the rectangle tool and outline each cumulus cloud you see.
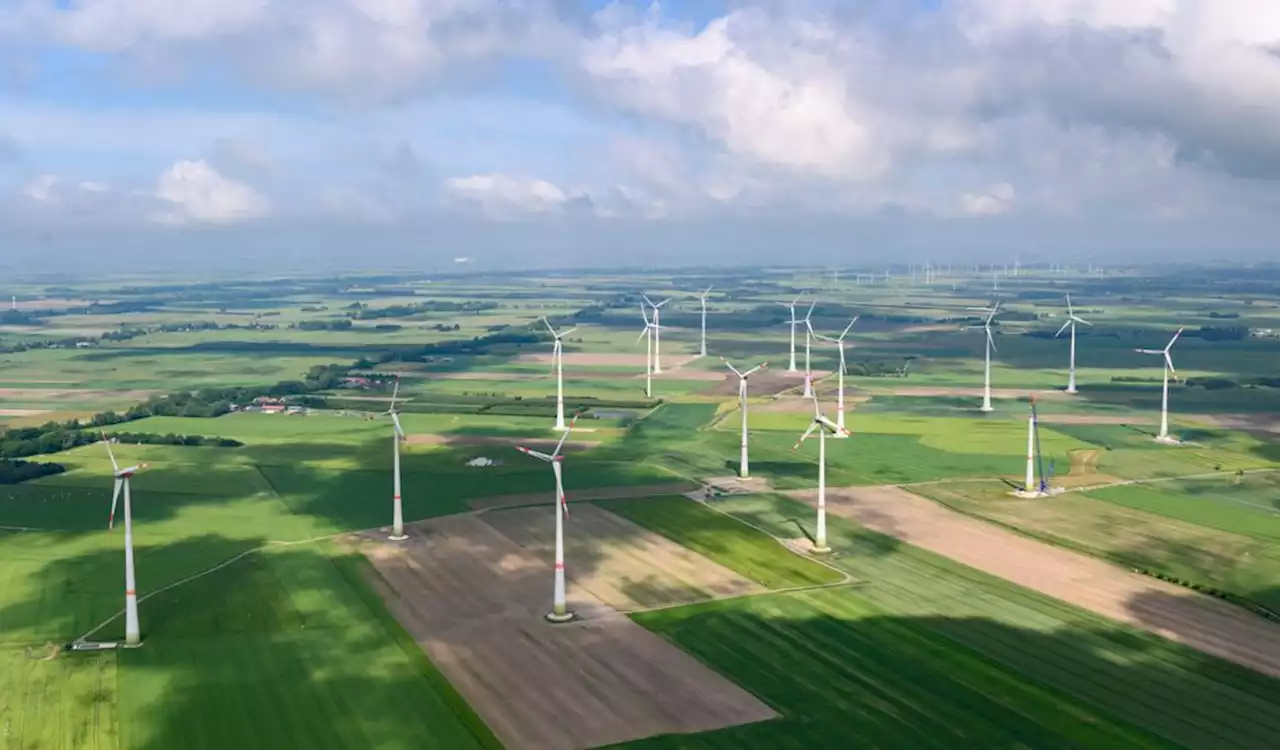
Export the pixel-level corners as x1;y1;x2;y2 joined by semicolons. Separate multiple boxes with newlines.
960;182;1015;216
154;159;268;224
443;173;574;217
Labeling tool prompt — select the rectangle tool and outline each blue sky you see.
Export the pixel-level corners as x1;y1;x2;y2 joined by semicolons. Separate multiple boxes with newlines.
0;1;1278;271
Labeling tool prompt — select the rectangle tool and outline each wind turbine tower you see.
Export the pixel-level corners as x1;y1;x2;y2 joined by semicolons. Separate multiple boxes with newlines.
814;317;858;435
724;360;768;478
793;396;848;554
385;376;409;541
636;305;661;398
969;302;1001;412
103;436;146;646
516;418;580;622
642;294;672;373
696;286;713;358
802;301;816;398
1136;328;1184;445
542;318;577;431
777;295;803;372
1054;294;1092;394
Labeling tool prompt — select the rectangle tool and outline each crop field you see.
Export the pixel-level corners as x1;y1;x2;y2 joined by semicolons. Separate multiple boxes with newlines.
4;267;1280;748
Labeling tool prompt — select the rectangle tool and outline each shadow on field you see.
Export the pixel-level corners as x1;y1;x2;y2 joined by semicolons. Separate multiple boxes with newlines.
621;608;1280;750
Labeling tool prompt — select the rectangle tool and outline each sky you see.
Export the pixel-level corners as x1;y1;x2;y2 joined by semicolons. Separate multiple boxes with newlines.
1;0;1279;273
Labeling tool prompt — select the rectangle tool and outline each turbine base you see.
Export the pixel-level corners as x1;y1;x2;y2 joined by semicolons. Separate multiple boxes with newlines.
830;432;849;439
388;533;409;542
545;611;576;624
979;405;994;413
1154;435;1183;446
809;545;832;556
1065;387;1078;395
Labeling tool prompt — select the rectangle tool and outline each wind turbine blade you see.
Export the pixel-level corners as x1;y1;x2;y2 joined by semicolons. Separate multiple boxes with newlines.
722;359;743;378
557;479;570;518
987;328;998;353
1065;293;1074;317
558;326;577;338
744;362;768;377
1166;327;1184;351
805;319;817;336
542;317;556;336
1165;353;1178;381
391;412;405;439
839;317;858;339
390;375;401;408
109;479;122;530
703;284;714;296
635;328;650;346
656;297;672;308
1074;316;1093;326
101;432;119;472
516;446;553;462
817;415;841;433
804;301;816;321
642;293;656;308
1055;320;1071;338
640;304;651;325
551;415;579;458
793;422;819;450
985;306;999;326
1135;348;1161;355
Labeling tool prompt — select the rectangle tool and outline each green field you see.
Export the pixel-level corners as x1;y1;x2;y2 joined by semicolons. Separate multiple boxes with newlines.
5;267;1280;748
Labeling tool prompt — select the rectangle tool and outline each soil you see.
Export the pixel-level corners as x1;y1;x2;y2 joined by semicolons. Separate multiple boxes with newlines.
788;484;1280;679
354;514;776;750
1186;413;1280;435
0;388;155;401
889;386;1071;400
405;434;603;451
0;409;49;416
516;353;701;369
481;504;764;610
468;483;699;512
1037;414;1153;425
701;369;809;398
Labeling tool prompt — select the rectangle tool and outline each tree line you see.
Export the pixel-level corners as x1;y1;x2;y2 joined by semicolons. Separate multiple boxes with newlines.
0;459;66;484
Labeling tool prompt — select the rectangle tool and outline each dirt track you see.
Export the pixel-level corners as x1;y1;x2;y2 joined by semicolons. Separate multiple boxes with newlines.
356;514;776;750
468;482;698;511
789;484;1280;679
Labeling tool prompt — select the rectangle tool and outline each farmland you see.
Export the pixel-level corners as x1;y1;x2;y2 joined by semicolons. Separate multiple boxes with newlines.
3;265;1280;748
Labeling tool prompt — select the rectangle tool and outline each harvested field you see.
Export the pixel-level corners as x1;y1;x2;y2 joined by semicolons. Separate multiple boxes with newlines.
355;515;776;750
0;409;49;417
1187;413;1280;435
0;387;155;402
482;504;764;609
701;369;808;398
406;434;602;451
469;482;699;511
1037;414;1153;425
789;484;1280;679
890;386;1071;399
516;353;699;369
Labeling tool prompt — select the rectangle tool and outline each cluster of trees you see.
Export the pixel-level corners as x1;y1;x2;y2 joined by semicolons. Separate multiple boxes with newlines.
293;319;354;331
353;329;548;367
0;426;244;460
0;310;42;325
1184;325;1250;341
100;320;277;342
0;459;66;485
346;300;499;320
1185;376;1280;390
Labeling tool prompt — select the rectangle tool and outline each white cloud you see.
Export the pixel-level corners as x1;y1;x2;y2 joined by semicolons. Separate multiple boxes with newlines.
47;0;269;51
443;173;572;216
959;182;1015;216
20;174;58;202
153;159;268;224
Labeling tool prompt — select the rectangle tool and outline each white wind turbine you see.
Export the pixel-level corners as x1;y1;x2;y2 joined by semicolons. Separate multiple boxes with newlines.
801;301;816;398
516;416;580;623
813;317;858;436
642;294;672;373
777;295;803;372
1136;328;1184;444
696;285;713;358
793;395;848;554
723;359;768;479
635;305;662;398
104;435;146;646
542;317;577;431
968;301;1001;412
1054;294;1092;394
385;375;408;541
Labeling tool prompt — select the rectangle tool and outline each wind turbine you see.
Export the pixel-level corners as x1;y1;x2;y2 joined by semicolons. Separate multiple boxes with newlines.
968;302;1001;412
516;417;579;623
104;435;146;646
542;318;577;431
813;317;858;435
635;305;661;398
642;294;672;373
1136;328;1184;444
724;359;768;478
801;301;816;398
385;375;408;541
776;295;803;372
696;285;713;358
1054;294;1092;394
793;395;848;554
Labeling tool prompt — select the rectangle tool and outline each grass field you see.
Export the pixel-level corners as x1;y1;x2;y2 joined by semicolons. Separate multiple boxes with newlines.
622;494;1280;750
